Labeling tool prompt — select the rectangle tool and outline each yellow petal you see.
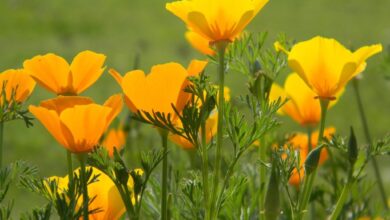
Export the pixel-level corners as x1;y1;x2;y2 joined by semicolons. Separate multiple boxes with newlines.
29;105;69;148
338;44;382;88
288;36;357;98
70;50;106;94
23;53;72;95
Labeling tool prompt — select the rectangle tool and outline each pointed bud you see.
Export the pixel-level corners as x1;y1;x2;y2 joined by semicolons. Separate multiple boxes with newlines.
304;146;323;175
264;161;280;220
348;127;358;166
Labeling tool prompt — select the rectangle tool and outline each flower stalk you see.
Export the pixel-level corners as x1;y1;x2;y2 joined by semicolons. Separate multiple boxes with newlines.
210;41;228;219
0;122;3;169
200;120;210;220
160;129;169;220
67;150;73;182
352;78;388;210
297;99;329;219
78;153;89;220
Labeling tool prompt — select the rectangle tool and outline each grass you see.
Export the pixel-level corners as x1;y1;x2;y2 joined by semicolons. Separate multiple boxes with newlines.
1;0;389;216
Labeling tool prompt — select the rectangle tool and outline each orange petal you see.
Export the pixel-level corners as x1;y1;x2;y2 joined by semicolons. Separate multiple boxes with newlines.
59;104;111;153
0;69;36;103
103;94;123;129
102;129;126;157
23;53;71;95
29;105;69;148
186;59;208;76
40;96;94;114
108;68;124;85
185;31;215;56
70;50;106;94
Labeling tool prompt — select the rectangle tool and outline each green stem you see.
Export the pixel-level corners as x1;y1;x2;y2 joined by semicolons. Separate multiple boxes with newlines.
0;122;3;169
259;137;266;219
297;99;329;219
201;121;210;220
160;130;169;220
352;79;388;210
67;150;73;182
210;41;227;219
78;153;89;220
329;169;353;220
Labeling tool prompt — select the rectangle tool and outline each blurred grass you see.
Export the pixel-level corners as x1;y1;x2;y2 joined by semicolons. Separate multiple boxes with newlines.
1;0;389;216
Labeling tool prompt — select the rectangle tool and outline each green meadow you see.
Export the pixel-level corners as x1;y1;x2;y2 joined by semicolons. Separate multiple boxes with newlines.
1;0;389;216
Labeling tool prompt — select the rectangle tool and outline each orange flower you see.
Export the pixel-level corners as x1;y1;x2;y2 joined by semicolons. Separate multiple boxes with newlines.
269;73;342;126
275;36;382;99
186;31;215;56
166;0;269;43
101;127;127;157
23;50;106;95
287;127;335;187
169;87;230;149
109;60;207;120
48;167;131;220
0;69;35;104
29;95;122;153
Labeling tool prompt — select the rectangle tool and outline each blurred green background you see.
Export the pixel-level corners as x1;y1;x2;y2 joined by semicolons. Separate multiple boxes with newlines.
1;0;389;216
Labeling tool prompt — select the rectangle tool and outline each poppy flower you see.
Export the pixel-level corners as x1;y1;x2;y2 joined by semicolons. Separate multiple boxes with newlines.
101;127;127;157
270;73;342;127
286;127;335;186
24;50;106;96
48;166;135;220
29;95;122;153
166;0;269;43
0;69;35;105
276;36;382;99
109;60;207;120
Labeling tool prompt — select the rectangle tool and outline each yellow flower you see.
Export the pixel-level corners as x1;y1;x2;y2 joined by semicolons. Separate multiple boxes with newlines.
101;127;127;157
286;127;335;187
23;50;106;96
47;167;131;220
270;73;342;126
0;69;36;104
29;95;122;153
276;36;382;99
166;0;269;43
109;60;207;120
186;31;215;56
169;87;230;149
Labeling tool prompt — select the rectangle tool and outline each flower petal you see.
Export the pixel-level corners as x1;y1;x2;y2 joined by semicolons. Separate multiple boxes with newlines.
59;104;111;153
70;50;106;94
40;96;94;114
24;53;71;94
29;105;69;148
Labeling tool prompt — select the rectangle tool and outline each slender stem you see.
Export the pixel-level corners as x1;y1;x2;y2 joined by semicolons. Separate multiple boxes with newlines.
67;150;73;182
201;121;210;220
78;154;89;220
259;137;266;220
160;130;169;220
352;79;388;210
329;170;353;220
307;127;312;151
0;122;3;169
210;42;227;219
297;99;329;219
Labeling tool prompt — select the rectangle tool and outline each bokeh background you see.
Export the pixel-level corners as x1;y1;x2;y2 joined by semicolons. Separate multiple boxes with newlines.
1;0;389;216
